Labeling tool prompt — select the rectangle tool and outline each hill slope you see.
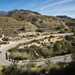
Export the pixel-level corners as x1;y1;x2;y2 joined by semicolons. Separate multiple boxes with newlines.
0;10;72;36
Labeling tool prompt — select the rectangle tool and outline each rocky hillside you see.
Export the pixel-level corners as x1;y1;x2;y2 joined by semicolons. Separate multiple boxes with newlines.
0;10;72;36
57;15;75;32
7;32;73;60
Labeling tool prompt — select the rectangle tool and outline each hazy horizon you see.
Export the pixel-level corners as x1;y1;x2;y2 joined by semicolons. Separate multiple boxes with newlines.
0;0;75;18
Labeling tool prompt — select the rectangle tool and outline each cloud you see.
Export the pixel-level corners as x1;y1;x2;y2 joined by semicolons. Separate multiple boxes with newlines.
40;0;73;10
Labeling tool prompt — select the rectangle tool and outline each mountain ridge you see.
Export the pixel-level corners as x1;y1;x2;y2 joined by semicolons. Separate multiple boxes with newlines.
0;9;74;36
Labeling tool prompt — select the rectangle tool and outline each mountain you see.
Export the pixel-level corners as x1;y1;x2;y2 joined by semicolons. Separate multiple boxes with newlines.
0;11;8;16
0;10;73;36
56;15;72;19
56;15;75;32
8;9;41;16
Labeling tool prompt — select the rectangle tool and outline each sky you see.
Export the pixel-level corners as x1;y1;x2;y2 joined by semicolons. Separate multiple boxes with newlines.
0;0;75;18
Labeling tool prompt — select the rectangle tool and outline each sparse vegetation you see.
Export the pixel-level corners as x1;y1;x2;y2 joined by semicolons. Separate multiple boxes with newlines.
0;10;75;75
2;63;75;75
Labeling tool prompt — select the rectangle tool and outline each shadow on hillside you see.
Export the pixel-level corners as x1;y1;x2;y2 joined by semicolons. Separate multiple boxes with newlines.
48;62;75;75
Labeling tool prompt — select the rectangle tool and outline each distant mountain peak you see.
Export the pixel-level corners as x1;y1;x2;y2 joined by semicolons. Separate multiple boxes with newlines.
56;15;72;19
8;9;41;16
0;11;8;16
